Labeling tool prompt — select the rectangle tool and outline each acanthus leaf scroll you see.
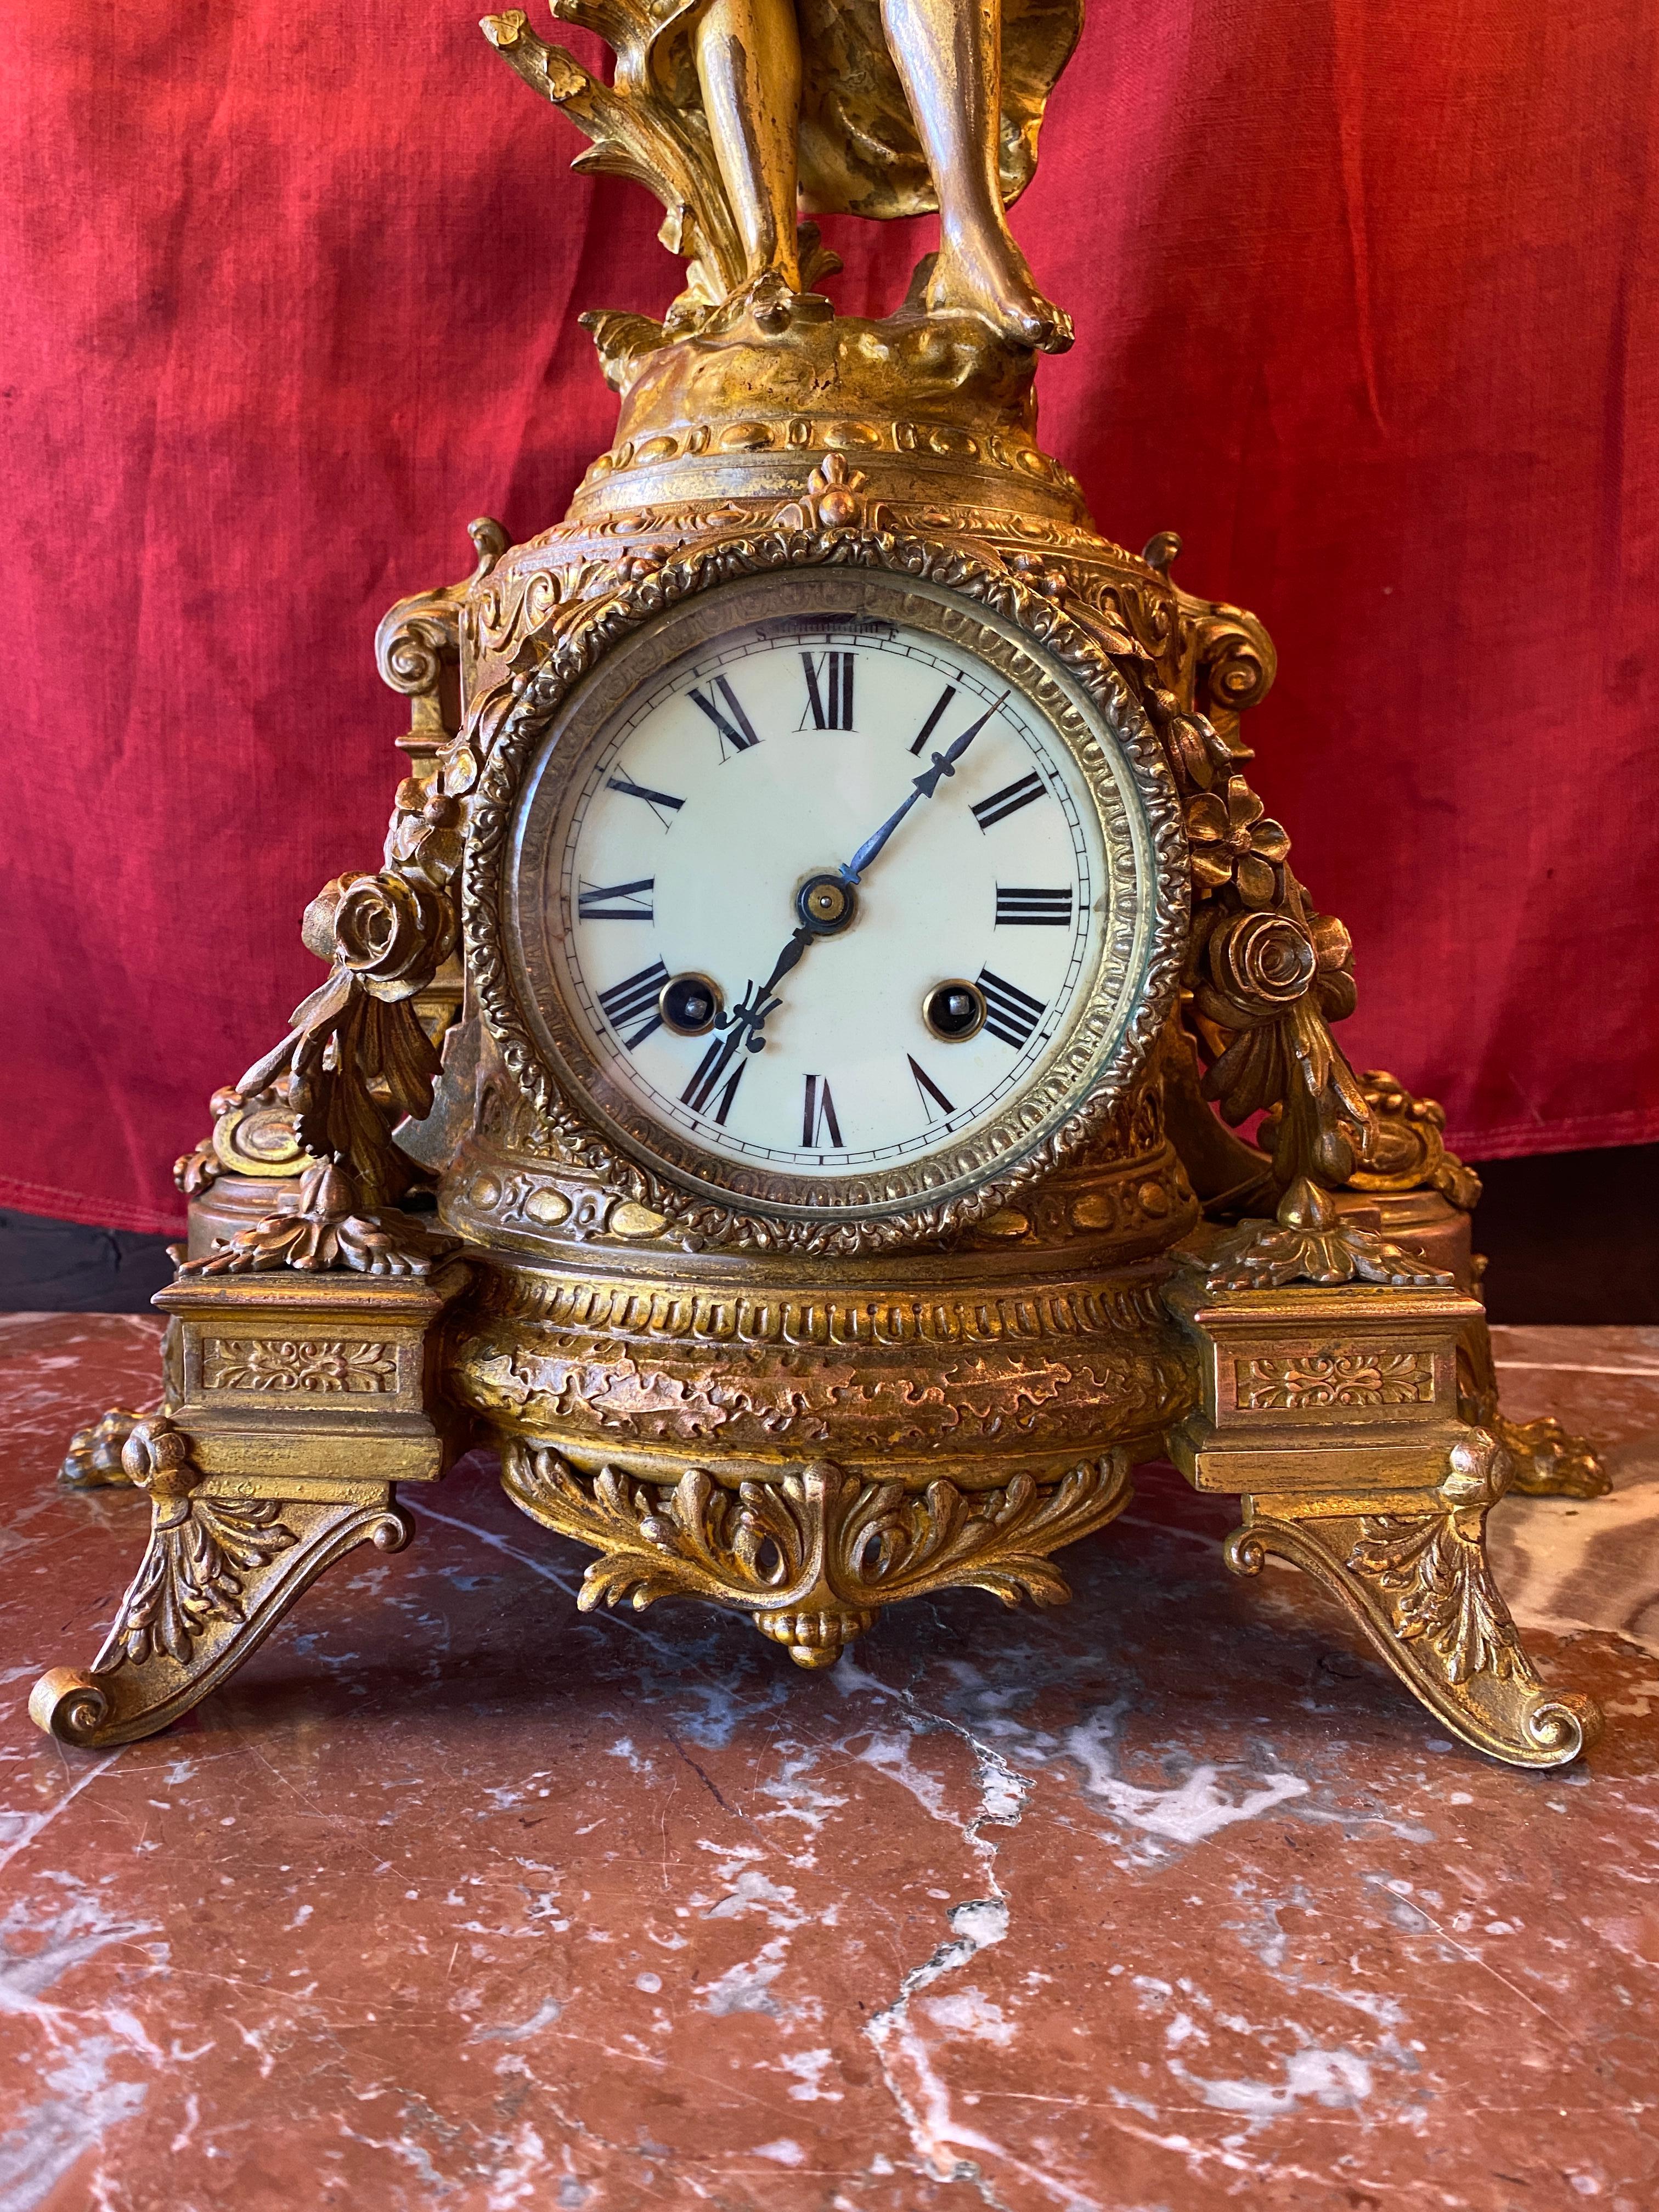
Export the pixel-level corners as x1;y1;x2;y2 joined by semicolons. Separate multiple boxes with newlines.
94;1417;298;1672
503;1443;1133;1668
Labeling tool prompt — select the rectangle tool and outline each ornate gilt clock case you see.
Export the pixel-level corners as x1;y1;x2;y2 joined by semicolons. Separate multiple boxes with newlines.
31;0;1609;1768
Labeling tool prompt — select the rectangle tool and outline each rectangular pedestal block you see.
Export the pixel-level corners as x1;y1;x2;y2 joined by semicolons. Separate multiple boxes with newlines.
154;1261;473;1500
1164;1276;1485;1509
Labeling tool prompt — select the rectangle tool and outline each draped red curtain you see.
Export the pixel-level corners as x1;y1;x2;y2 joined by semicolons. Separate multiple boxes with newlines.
2;0;1654;1234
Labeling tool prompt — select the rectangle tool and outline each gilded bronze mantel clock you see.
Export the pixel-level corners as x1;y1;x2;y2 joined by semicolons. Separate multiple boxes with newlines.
33;0;1609;1767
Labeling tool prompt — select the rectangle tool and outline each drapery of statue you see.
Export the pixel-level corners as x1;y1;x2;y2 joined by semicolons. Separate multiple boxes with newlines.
483;0;1086;521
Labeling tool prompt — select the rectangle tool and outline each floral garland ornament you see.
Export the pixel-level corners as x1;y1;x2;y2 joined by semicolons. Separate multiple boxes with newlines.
174;511;499;1212
1138;676;1375;1193
178;867;463;1278
1187;772;1290;907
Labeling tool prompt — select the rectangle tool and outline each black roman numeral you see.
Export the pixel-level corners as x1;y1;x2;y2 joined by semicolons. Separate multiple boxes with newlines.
597;960;668;1048
681;1039;747;1124
995;886;1073;927
578;876;654;921
606;776;685;830
799;652;855;731
688;676;760;756
907;1055;955;1121
801;1074;844;1148
977;967;1046;1049
971;772;1046;831
908;684;958;757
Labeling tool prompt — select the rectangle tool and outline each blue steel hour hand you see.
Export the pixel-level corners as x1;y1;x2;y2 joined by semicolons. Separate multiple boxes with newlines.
837;694;1006;887
681;919;811;1108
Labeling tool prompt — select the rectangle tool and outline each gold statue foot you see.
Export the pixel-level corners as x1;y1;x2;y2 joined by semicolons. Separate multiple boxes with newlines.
924;235;1075;353
30;1416;411;1749
1493;1412;1610;1499
1227;1432;1602;1769
500;1444;1132;1663
59;1405;150;1489
708;269;835;338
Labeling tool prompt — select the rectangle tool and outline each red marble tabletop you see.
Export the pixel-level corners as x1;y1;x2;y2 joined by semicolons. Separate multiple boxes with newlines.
1;1313;1656;2211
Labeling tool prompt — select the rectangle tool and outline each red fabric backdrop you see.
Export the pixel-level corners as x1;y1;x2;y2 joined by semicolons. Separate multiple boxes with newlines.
3;0;1655;1235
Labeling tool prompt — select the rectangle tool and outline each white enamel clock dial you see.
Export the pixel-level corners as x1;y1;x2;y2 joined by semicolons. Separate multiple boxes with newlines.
540;612;1113;1179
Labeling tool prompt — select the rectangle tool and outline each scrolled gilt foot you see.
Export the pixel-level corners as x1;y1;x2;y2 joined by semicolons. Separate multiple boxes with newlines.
500;1444;1133;1666
1494;1412;1610;1499
30;1415;411;1749
1227;1430;1602;1769
58;1406;150;1489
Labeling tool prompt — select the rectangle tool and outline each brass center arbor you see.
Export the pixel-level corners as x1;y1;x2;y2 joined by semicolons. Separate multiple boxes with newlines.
33;0;1607;1766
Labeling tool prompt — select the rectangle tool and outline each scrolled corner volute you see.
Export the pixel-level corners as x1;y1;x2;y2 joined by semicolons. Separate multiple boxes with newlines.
1141;535;1278;731
374;517;510;703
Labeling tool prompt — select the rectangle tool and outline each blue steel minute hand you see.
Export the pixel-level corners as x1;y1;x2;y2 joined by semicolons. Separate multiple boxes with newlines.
836;695;1007;887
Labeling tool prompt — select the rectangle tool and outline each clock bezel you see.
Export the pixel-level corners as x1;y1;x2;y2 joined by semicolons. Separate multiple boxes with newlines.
464;532;1188;1254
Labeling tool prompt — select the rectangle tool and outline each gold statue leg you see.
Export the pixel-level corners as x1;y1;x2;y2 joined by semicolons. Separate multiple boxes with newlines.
30;1417;412;1750
880;0;1072;349
693;0;804;293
